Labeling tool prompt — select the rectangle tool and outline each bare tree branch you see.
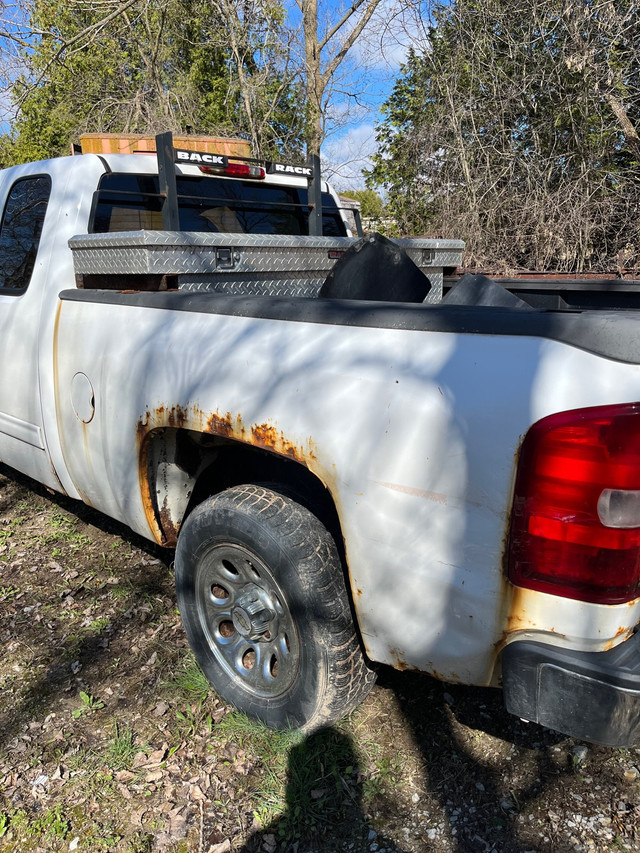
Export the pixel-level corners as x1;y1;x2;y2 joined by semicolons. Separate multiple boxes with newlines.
319;0;371;50
322;0;383;85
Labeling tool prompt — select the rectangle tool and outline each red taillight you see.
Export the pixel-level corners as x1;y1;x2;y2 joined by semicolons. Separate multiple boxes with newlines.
199;162;265;179
508;403;640;604
225;162;265;179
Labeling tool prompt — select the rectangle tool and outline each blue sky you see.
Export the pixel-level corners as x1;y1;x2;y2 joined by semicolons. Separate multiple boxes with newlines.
284;0;432;190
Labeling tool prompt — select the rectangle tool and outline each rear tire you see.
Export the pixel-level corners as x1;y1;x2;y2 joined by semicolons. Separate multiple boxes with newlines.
174;484;375;731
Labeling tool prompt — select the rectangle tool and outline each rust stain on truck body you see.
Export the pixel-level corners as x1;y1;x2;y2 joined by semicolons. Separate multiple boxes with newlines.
157;500;179;548
495;575;638;666
203;409;315;462
136;405;320;544
137;422;164;545
602;625;632;651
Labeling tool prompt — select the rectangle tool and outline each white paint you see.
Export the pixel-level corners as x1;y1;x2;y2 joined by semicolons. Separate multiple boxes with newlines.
0;411;44;448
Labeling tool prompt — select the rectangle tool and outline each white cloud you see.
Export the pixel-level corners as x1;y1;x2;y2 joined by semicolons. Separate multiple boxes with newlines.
348;0;431;73
322;123;378;190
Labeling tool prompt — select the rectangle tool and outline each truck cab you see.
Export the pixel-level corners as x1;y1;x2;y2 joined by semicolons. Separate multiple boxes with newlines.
0;141;352;495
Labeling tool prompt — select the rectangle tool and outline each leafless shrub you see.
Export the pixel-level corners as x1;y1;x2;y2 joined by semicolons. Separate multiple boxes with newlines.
372;0;640;272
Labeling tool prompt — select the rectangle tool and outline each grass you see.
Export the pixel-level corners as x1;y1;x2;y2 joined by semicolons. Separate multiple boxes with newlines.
159;652;404;840
362;751;405;800
0;516;26;547
44;509;93;551
125;833;154;853
107;722;138;770
175;705;214;737
0;804;70;846
273;725;371;840
0;585;19;602
38;804;70;841
64;745;93;771
166;653;218;736
212;711;298;828
210;710;385;842
170;653;211;702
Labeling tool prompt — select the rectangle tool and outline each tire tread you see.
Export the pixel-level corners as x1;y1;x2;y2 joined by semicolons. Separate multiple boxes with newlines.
186;484;375;730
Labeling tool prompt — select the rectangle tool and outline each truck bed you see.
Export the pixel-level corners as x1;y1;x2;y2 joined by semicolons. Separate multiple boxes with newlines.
444;274;640;311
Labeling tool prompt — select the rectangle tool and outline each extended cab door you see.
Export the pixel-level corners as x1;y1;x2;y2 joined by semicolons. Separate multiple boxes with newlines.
0;170;61;488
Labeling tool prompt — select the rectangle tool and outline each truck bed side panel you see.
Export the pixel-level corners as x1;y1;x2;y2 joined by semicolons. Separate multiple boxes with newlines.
53;294;640;683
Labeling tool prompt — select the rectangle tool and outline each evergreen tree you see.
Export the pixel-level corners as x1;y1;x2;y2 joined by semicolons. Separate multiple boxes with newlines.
1;0;304;165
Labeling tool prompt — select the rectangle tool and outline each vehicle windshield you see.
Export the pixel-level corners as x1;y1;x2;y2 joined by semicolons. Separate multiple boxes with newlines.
91;173;347;237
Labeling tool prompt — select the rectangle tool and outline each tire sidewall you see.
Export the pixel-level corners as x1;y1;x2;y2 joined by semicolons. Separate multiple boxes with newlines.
175;493;330;729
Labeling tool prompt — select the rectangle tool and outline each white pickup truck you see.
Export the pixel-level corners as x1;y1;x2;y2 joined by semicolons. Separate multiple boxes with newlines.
2;145;640;747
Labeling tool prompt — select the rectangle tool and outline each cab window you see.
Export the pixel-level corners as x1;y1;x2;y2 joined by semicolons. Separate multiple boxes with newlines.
91;174;347;237
0;176;51;293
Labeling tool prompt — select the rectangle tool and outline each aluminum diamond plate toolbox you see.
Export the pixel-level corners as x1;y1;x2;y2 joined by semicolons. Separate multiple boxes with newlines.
69;231;464;302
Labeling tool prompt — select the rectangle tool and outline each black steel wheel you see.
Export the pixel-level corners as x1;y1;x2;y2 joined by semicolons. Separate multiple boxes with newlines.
175;484;375;731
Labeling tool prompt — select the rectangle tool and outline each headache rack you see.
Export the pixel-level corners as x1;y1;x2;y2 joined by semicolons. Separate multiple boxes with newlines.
154;132;341;237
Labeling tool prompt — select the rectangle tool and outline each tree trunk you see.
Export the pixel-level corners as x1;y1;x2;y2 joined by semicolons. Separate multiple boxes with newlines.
302;0;322;161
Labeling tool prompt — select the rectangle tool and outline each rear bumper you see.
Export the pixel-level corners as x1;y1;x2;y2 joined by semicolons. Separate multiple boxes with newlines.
502;631;640;747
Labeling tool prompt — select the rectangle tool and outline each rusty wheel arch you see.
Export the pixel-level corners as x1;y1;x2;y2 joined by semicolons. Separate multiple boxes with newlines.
140;426;344;553
139;425;368;663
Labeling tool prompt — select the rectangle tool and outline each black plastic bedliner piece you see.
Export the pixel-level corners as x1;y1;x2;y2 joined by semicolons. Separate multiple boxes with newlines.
319;232;432;303
442;273;535;310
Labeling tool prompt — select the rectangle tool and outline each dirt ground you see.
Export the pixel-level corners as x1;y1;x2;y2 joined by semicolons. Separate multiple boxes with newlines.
1;462;640;853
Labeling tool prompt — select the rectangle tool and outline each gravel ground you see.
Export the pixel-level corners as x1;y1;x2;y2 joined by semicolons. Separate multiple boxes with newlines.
1;462;639;853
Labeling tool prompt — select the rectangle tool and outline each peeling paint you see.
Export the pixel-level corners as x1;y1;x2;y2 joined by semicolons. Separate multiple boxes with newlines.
602;625;632;652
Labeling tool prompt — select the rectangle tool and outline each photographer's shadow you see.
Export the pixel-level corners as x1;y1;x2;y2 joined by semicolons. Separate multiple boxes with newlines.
241;727;409;853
